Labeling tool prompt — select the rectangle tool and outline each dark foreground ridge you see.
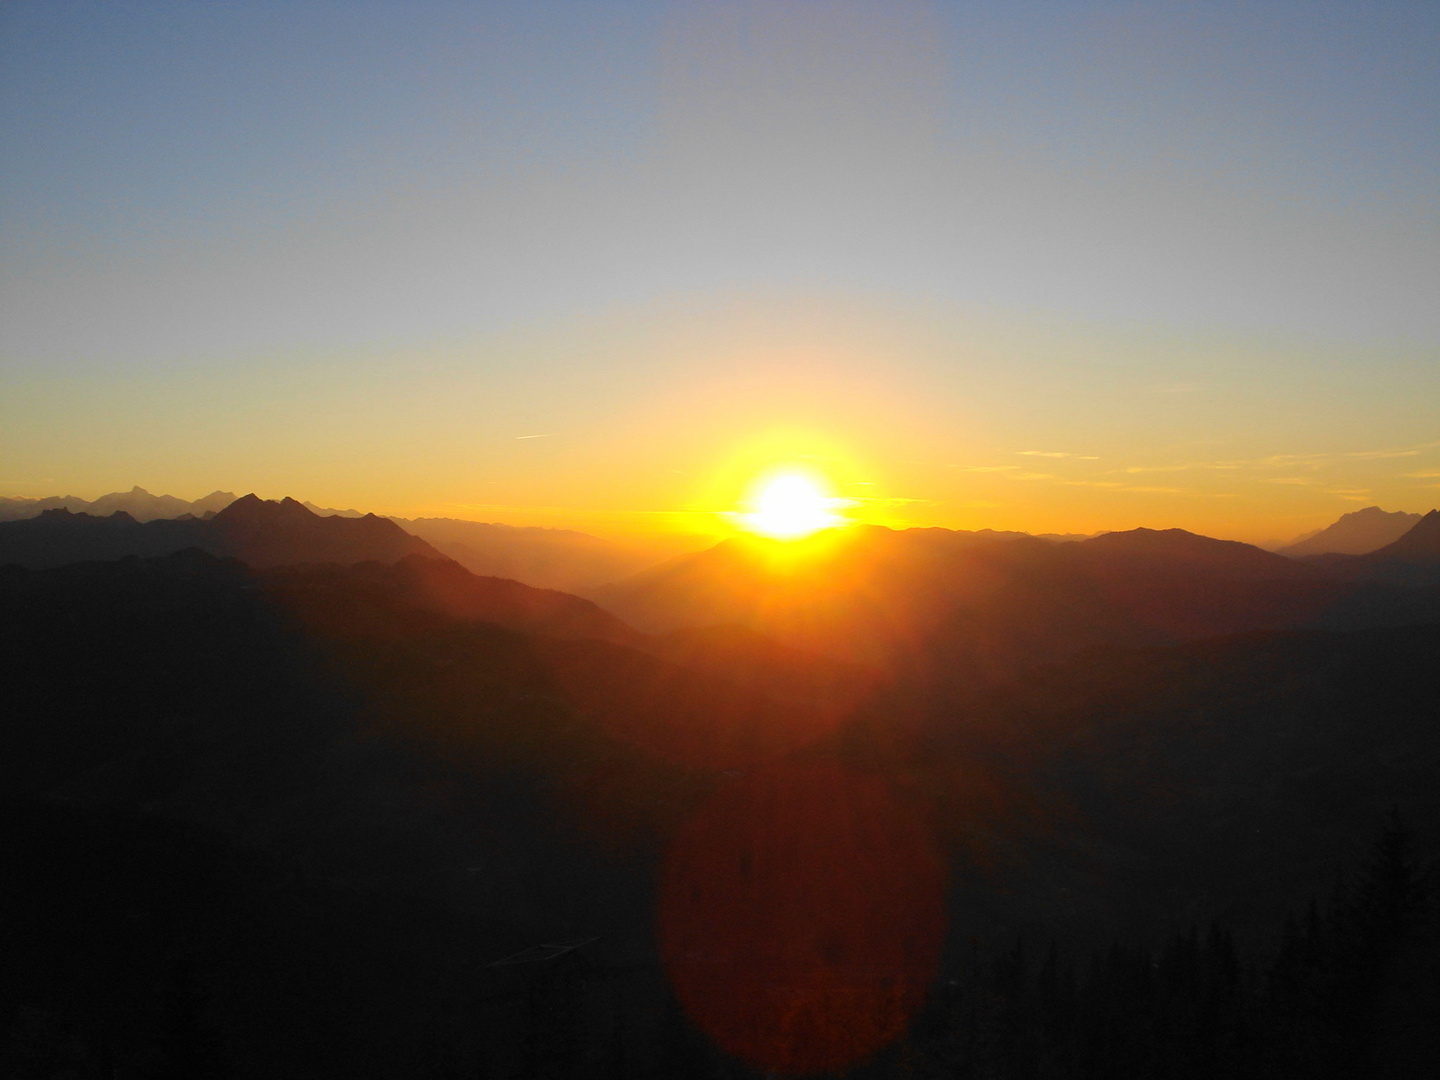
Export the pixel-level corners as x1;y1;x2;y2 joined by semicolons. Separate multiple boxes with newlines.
3;546;1437;1077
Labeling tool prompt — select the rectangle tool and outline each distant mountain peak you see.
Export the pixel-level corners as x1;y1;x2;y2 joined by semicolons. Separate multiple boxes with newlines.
1369;508;1440;563
1;491;446;571
1279;506;1423;557
213;493;278;521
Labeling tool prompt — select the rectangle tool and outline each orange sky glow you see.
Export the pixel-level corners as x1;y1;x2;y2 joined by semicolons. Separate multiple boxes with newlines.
2;3;1436;550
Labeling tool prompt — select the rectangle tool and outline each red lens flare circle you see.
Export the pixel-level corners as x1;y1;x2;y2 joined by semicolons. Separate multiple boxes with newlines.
659;761;946;1075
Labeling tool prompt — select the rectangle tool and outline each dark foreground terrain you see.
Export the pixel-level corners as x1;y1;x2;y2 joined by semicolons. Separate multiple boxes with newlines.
2;547;1436;1078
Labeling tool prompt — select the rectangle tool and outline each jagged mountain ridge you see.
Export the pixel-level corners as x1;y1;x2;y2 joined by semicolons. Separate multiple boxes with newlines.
1277;505;1423;557
0;485;238;523
1298;508;1440;589
0;494;443;570
0;486;375;524
0;488;667;590
1369;507;1440;563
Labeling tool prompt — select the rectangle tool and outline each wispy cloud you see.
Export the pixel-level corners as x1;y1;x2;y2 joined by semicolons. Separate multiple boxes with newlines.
1348;448;1420;460
1018;451;1099;459
1404;470;1440;479
1117;440;1439;478
515;433;558;440
1124;463;1219;474
958;464;1019;472
853;496;932;507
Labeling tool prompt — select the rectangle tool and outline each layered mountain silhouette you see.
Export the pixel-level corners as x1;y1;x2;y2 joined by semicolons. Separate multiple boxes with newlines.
0;488;672;591
268;552;645;648
1278;505;1423;556
0;486;375;525
0;494;443;570
4;540;1436;1076
593;523;1371;680
0;485;238;523
1369;506;1440;564
1301;507;1440;589
392;516;659;591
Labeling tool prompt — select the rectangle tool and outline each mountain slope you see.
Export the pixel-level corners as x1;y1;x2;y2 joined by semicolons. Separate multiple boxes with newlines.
594;524;1357;680
395;516;658;591
0;495;444;570
1300;508;1440;590
1367;507;1440;564
207;494;442;568
1278;505;1423;557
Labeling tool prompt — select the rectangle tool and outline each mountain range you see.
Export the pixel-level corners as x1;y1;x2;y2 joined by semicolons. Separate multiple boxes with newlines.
2;488;1438;1074
6;493;1438;686
0;486;370;524
0;485;239;523
390;516;659;591
4;528;1436;1075
593;518;1440;683
0;488;658;591
0;494;441;570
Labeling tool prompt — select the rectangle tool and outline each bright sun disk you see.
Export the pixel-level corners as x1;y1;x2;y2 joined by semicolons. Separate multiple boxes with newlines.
742;472;844;540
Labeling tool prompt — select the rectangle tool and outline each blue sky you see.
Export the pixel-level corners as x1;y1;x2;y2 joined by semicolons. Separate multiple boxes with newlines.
2;1;1437;541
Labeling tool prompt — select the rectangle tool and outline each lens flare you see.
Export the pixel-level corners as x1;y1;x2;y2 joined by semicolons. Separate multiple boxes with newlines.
660;761;946;1075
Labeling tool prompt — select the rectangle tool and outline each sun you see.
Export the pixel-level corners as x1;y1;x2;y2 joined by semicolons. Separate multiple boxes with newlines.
741;471;846;540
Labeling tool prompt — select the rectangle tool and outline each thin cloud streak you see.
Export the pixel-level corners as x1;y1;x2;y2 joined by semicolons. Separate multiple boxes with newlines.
1117;440;1440;477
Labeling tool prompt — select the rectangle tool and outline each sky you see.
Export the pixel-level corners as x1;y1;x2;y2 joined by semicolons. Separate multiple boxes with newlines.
2;0;1437;546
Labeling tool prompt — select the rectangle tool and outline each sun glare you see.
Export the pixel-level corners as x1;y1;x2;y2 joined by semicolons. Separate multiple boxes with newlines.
742;472;845;540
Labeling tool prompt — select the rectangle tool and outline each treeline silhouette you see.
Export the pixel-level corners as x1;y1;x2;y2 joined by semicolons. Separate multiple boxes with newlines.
902;811;1435;1079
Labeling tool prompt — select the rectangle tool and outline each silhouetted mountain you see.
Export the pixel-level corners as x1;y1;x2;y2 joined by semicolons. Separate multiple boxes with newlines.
1301;508;1440;591
301;499;364;517
1077;526;1312;577
206;494;442;568
1368;507;1440;563
0;486;238;523
85;485;195;520
0;493;94;521
594;524;1357;681
192;489;240;515
394;516;661;591
3;545;1437;1077
0;495;444;570
1278;505;1423;557
268;553;646;648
